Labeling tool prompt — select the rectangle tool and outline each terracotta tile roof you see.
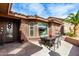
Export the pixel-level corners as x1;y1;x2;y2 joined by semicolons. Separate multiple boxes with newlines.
47;17;64;24
9;11;63;24
9;11;48;23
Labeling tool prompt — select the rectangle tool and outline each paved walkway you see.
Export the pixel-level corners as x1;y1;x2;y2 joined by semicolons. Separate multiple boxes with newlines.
0;40;79;56
0;42;42;56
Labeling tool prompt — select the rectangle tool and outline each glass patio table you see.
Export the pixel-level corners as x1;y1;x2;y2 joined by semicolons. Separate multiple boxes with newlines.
44;36;56;47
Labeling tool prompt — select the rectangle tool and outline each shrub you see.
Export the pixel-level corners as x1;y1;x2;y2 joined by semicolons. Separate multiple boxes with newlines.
64;32;75;37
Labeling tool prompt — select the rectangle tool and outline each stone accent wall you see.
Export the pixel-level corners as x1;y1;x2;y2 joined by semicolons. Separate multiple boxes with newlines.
20;19;40;41
49;23;61;37
20;19;29;42
20;19;62;42
51;23;56;36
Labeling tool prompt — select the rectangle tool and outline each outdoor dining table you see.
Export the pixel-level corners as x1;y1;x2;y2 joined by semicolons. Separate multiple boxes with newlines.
40;34;62;51
45;36;56;41
44;36;56;46
40;36;57;47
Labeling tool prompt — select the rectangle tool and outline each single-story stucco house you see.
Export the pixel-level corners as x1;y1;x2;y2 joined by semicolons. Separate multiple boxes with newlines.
0;3;64;44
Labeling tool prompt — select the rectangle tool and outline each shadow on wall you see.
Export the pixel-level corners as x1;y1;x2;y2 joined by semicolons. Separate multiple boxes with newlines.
68;45;79;56
20;31;28;43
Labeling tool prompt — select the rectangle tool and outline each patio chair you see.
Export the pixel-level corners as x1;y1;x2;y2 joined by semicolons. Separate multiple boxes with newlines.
39;36;47;47
39;35;53;48
53;34;62;51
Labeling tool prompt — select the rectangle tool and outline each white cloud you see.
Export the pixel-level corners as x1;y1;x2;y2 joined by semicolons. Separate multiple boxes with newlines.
52;15;68;19
26;3;50;18
12;3;79;18
47;4;77;18
28;4;44;15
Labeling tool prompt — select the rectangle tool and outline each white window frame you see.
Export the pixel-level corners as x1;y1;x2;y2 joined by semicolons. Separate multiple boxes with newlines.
29;22;35;37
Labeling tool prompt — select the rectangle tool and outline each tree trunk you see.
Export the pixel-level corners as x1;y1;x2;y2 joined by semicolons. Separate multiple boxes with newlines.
69;27;72;32
73;25;77;36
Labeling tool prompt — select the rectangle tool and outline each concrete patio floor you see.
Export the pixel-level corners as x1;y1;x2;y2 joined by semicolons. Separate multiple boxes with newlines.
0;39;79;56
0;42;42;56
29;39;79;56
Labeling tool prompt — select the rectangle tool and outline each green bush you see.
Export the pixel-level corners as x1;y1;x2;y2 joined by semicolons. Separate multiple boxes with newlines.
64;32;75;37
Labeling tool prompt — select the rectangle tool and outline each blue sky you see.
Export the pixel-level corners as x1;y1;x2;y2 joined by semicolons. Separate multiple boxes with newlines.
11;3;79;19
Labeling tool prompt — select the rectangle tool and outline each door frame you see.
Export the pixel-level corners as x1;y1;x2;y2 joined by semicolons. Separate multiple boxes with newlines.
0;16;21;44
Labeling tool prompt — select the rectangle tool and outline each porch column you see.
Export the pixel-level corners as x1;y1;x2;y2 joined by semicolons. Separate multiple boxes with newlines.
48;22;52;37
60;25;64;35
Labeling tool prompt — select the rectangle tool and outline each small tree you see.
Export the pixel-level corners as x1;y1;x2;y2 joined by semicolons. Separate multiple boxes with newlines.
65;10;79;36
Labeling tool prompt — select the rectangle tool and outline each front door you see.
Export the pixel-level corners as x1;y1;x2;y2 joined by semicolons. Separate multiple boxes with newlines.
4;22;14;42
0;22;4;45
0;20;19;44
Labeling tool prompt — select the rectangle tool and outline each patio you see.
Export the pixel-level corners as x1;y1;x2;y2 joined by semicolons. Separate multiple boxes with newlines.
0;42;42;56
29;39;79;56
0;38;79;56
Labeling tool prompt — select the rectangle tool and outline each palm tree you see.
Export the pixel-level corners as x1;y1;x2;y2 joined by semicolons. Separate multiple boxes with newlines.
65;10;79;36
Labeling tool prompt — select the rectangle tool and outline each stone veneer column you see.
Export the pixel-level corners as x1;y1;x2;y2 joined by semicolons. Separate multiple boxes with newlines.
20;19;29;42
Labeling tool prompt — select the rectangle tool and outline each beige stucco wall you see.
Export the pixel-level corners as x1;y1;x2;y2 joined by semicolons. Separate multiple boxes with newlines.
64;22;74;33
64;22;79;37
76;24;79;37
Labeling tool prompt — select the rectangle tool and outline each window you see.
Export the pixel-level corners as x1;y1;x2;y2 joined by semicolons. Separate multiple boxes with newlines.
6;22;13;38
38;22;48;37
29;22;35;36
